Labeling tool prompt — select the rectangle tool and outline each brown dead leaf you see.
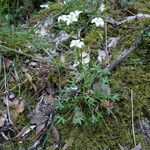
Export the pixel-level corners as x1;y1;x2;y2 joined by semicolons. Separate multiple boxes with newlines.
29;91;56;142
0;110;7;127
8;75;15;82
104;100;114;108
42;93;54;104
5;59;12;69
9;99;25;119
30;112;48;125
51;126;59;148
36;123;45;136
22;67;37;92
0;116;5;127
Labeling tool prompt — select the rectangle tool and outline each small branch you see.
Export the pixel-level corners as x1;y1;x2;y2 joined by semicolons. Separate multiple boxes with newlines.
106;26;150;71
106;13;150;26
104;22;108;54
131;89;136;146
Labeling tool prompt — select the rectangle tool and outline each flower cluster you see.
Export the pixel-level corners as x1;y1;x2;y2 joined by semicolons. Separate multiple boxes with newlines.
57;6;107;67
58;11;82;26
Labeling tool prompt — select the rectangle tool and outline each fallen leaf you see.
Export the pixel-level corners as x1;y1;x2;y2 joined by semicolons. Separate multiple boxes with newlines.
30;112;48;125
0;110;8;127
51;126;59;148
36;123;45;136
107;37;120;48
9;99;25;119
5;59;12;69
22;67;37;92
0;116;5;127
104;100;114;108
11;99;24;113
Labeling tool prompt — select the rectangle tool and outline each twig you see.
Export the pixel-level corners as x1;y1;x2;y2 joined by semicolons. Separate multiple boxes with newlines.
131;89;136;146
106;26;150;71
3;61;12;125
104;22;108;54
106;13;150;26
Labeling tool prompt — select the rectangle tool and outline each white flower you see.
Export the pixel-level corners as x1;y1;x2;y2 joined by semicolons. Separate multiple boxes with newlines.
58;10;82;26
58;15;68;22
66;14;78;25
99;3;105;12
73;60;80;68
82;55;90;64
40;4;49;9
81;52;88;57
98;50;106;62
70;40;84;48
63;0;71;5
73;52;90;68
91;17;105;27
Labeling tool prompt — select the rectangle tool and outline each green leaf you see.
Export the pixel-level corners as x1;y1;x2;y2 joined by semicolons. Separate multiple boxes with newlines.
56;115;66;124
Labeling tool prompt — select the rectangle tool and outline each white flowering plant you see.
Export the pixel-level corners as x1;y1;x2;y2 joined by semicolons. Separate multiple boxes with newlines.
51;0;120;125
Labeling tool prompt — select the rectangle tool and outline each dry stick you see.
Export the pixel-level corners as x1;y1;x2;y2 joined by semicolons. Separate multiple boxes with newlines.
131;89;136;146
104;22;108;54
3;61;11;125
106;13;150;26
106;26;150;71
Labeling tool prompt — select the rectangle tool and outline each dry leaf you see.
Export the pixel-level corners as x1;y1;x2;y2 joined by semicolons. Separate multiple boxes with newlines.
104;100;114;108
107;37;120;48
0;116;5;127
30;112;48;125
51;126;59;148
11;99;24;113
9;99;25;119
29;92;56;144
5;59;12;69
0;110;7;127
36;123;45;136
22;67;37;92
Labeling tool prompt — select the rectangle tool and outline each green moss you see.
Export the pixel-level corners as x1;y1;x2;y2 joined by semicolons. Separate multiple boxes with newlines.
30;3;63;24
84;26;103;47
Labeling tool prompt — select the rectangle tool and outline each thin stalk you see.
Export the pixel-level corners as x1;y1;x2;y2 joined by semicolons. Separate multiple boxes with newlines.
131;89;136;146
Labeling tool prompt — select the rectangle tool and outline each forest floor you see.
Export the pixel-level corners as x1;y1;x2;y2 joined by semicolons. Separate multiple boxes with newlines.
0;0;150;149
